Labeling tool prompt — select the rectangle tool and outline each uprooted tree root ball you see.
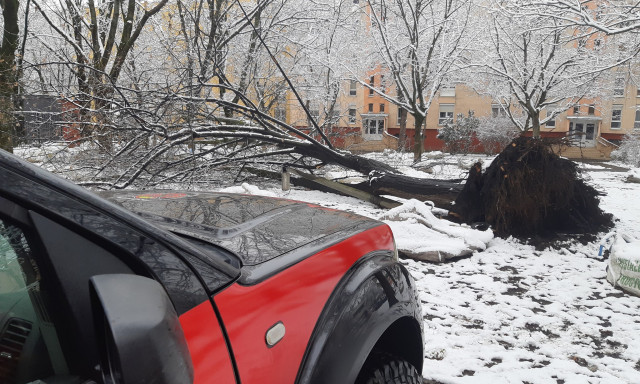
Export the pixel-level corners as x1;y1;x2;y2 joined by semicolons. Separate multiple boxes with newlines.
452;137;613;239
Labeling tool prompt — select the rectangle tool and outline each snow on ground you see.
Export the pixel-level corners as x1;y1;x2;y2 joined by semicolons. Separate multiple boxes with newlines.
215;154;640;384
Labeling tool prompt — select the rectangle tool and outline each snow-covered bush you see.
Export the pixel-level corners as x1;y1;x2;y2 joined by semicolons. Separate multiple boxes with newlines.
611;134;640;167
439;114;521;155
437;111;479;154
475;116;521;154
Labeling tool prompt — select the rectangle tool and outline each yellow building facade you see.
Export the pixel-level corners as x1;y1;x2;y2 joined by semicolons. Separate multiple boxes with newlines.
279;75;638;158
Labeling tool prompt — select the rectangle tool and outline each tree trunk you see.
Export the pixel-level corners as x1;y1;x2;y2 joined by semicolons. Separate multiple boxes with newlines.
0;0;20;152
293;143;398;176
398;107;407;152
0;97;12;152
413;113;425;162
368;171;462;209
531;112;541;139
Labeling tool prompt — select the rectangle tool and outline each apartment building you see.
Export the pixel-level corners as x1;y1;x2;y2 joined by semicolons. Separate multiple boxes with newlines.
277;74;639;159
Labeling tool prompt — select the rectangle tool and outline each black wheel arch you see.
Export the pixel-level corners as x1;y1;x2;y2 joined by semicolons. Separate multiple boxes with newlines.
295;251;423;384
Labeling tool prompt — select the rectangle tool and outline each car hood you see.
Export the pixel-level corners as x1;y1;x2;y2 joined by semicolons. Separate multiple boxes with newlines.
99;191;380;268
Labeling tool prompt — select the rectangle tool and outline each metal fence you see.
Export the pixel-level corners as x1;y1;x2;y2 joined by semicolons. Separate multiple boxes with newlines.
22;95;65;144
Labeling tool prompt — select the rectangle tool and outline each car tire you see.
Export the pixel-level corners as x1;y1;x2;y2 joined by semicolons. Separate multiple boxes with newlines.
358;355;422;384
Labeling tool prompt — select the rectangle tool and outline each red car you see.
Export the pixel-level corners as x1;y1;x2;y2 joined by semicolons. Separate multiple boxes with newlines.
0;149;423;384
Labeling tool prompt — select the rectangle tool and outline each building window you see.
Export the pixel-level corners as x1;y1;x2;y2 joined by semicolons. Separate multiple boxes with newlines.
380;75;385;93
545;104;556;127
348;108;357;124
364;118;384;137
573;105;580;114
545;113;556;127
637;88;640;98
380;103;385;113
614;76;625;97
397;108;405;125
349;80;357;96
369;76;375;96
441;87;456;97
634;110;640;130
611;105;622;129
588;105;595;115
439;104;454;126
578;38;587;51
368;103;373;113
491;104;506;118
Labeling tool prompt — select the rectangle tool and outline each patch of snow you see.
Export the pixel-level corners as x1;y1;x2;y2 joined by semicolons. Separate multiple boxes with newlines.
217;182;278;197
424;151;446;159
380;199;493;260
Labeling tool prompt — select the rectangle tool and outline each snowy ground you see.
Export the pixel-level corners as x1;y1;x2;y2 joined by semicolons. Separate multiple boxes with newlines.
217;155;640;384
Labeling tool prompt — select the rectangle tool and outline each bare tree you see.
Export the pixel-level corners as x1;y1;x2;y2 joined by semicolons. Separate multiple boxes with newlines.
470;2;614;138
514;1;640;37
286;1;356;131
356;0;473;160
30;0;168;149
502;1;640;92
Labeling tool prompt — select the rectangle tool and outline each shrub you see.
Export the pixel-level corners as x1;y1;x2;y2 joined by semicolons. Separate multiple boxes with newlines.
437;111;479;154
475;116;521;154
611;134;640;167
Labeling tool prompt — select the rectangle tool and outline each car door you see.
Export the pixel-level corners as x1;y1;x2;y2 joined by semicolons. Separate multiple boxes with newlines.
0;163;238;383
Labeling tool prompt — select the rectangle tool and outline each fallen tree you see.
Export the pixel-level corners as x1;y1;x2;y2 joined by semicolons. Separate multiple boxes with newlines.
32;85;612;241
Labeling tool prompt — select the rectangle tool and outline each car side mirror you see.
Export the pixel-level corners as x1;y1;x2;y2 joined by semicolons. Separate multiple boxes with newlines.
89;274;194;384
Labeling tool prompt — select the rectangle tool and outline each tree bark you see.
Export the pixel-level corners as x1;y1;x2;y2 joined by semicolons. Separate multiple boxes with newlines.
531;112;541;139
368;171;463;209
292;143;398;176
398;107;408;151
0;0;19;152
413;113;425;162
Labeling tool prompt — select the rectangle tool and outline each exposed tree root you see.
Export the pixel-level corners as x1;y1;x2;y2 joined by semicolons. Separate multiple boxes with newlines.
452;137;613;239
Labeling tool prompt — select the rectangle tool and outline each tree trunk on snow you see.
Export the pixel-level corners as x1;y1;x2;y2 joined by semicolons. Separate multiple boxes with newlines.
368;171;462;209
